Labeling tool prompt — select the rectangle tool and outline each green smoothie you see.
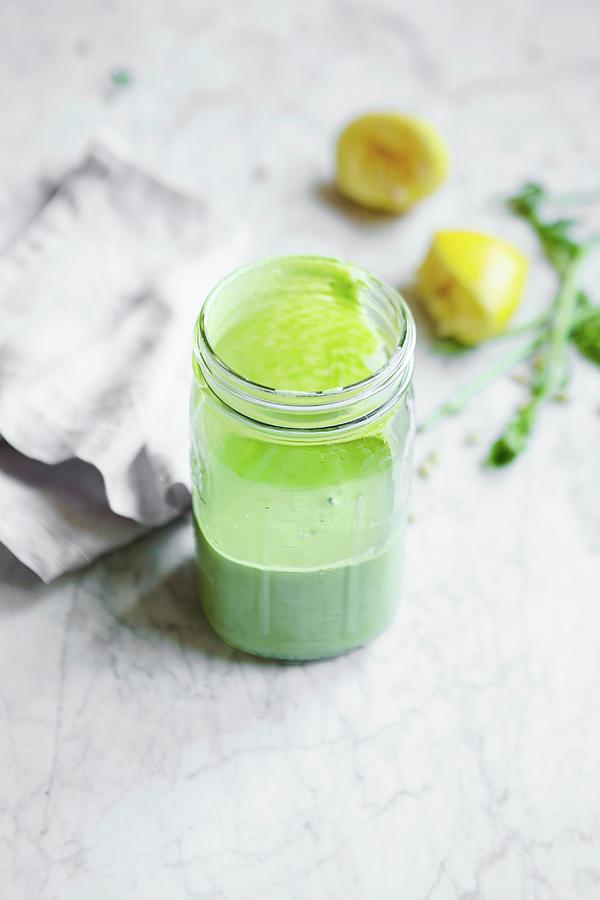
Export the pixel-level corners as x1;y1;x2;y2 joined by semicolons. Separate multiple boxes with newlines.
191;257;412;660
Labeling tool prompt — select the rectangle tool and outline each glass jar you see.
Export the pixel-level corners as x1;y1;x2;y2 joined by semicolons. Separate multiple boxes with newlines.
191;256;415;660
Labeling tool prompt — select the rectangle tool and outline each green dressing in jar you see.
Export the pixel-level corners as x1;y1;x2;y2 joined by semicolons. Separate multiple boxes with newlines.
191;256;415;660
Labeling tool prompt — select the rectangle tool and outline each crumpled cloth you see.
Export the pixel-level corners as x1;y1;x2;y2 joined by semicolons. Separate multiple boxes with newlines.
0;144;245;582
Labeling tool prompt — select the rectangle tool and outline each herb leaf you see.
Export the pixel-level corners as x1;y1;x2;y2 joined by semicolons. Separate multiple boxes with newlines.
487;404;538;466
507;182;545;219
571;306;600;366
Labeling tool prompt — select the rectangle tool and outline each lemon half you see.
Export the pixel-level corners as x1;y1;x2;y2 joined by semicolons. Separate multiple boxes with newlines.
336;112;450;214
417;230;528;345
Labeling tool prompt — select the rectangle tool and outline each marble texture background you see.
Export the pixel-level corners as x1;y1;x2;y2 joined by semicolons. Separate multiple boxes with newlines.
1;0;600;897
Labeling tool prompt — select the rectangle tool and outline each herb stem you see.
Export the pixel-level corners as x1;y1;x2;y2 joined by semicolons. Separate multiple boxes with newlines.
418;334;544;433
496;312;550;339
485;252;585;465
418;293;594;434
535;249;585;401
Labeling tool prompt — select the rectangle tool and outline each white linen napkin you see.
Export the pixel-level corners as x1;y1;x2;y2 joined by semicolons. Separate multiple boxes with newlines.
0;144;245;582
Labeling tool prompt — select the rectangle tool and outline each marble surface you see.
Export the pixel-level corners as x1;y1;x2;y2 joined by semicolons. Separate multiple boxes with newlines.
1;1;600;897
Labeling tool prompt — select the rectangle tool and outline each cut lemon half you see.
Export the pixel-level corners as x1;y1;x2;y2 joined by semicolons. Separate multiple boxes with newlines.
417;230;528;345
336;112;450;214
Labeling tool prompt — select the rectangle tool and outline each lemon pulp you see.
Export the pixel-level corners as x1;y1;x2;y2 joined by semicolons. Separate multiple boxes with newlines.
418;230;528;344
336;112;450;213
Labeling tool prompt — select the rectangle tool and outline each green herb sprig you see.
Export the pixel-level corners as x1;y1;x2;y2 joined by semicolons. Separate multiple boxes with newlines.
420;182;600;466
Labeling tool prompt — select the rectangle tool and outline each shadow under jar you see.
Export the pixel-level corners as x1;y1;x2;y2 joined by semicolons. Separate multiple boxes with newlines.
191;256;416;660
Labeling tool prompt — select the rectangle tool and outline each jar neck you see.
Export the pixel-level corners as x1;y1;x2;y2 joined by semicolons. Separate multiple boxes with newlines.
193;256;415;436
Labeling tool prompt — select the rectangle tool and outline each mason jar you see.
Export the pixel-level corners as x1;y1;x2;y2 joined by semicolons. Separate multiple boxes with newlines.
191;256;416;660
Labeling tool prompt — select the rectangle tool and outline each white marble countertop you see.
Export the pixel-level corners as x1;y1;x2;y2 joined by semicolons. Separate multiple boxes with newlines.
1;1;600;897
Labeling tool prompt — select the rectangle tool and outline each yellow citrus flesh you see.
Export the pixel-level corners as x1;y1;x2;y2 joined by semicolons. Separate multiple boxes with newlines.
417;230;528;345
336;112;450;214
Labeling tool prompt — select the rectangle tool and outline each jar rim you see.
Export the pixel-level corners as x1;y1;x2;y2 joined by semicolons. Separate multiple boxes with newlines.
193;255;415;431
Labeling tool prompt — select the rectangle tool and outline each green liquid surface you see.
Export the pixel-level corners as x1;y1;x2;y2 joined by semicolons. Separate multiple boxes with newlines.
210;257;389;391
193;258;407;659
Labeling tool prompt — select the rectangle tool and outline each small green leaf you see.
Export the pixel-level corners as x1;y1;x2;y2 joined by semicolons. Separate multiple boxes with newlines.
576;290;592;311
487;404;538;467
507;182;545;219
571;307;600;366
